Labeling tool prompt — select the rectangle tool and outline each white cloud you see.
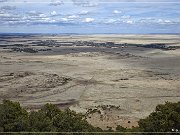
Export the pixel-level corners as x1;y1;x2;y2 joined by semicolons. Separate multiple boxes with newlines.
106;19;116;24
79;10;89;15
49;0;64;6
164;20;171;23
83;18;94;23
125;20;134;24
0;12;11;17
157;19;163;23
101;18;135;24
51;11;57;16
157;19;174;24
113;10;122;14
39;14;46;17
61;17;68;21
68;15;79;19
27;11;43;16
72;0;98;7
121;15;130;19
139;18;175;25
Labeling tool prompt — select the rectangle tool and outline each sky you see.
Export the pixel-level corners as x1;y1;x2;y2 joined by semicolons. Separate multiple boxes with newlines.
0;0;180;34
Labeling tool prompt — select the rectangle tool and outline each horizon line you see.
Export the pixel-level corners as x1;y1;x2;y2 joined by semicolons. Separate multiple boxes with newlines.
0;33;180;35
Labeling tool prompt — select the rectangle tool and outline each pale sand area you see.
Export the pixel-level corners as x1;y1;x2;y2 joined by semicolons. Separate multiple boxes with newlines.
0;35;180;129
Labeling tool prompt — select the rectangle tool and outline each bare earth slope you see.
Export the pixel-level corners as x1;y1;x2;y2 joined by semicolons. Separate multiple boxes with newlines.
0;34;180;129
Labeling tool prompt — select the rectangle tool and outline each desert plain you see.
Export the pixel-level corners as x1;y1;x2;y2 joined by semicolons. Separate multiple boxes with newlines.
0;34;180;129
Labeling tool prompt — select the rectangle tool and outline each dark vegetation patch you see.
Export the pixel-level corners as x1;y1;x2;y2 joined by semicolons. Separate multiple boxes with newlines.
137;43;180;50
0;100;180;133
86;105;122;116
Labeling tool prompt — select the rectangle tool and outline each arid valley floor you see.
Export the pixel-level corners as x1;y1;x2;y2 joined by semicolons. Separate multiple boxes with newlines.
0;34;180;129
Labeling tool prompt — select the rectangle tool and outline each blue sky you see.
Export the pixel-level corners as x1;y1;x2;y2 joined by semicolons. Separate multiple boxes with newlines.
0;0;180;34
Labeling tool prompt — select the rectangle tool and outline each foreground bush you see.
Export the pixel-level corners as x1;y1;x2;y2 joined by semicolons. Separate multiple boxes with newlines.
0;100;101;132
139;101;180;132
0;100;180;133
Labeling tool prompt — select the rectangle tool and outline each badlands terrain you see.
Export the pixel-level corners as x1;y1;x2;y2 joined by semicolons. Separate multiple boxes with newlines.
0;34;180;129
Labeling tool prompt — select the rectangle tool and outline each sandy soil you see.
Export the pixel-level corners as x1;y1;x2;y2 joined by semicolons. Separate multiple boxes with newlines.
0;34;180;129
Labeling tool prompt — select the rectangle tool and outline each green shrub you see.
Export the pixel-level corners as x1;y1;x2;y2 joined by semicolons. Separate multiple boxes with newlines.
0;100;101;133
139;101;180;132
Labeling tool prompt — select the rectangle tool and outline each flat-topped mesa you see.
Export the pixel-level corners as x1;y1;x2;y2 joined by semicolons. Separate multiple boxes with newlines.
73;40;128;48
138;43;180;50
7;39;133;48
11;47;38;53
31;40;58;46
